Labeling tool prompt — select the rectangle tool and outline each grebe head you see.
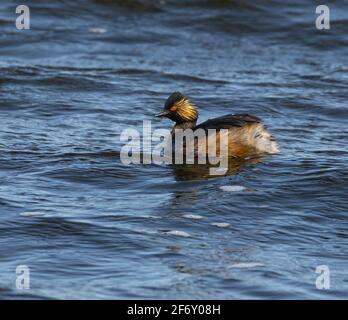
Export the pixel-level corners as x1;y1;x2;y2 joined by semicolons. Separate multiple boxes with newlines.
156;92;198;124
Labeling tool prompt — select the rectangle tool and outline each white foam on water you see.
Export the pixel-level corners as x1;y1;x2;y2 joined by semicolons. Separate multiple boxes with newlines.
89;28;107;34
219;185;246;192
183;214;203;220
229;262;264;269
164;230;191;238
211;222;230;228
214;167;229;175
19;212;45;217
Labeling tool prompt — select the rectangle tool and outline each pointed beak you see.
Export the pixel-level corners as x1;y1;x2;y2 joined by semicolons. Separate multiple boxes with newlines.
155;110;170;118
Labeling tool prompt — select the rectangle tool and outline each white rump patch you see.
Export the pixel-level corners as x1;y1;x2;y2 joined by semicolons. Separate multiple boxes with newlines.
253;124;279;154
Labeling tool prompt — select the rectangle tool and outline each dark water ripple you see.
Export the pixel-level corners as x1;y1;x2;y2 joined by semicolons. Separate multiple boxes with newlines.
0;0;347;299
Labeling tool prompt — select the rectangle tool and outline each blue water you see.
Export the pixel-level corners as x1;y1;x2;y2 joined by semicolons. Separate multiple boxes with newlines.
0;0;347;299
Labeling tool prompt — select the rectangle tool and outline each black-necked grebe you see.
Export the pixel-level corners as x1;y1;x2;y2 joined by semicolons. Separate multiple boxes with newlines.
156;92;279;158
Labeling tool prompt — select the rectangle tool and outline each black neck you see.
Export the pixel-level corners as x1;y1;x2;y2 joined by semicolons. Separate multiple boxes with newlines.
173;120;197;130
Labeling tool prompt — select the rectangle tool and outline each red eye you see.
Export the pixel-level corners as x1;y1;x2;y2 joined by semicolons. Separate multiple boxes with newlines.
170;106;177;111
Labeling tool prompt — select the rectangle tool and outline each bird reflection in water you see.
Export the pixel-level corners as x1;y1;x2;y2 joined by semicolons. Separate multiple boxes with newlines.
171;156;263;181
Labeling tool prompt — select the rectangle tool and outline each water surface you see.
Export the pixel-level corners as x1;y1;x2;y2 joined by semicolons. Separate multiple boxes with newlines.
0;0;347;299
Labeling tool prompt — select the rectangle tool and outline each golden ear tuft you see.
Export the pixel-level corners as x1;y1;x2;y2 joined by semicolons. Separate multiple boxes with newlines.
176;98;198;122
